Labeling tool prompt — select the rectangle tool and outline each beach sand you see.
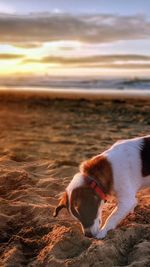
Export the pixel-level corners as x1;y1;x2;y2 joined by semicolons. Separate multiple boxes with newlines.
0;93;149;266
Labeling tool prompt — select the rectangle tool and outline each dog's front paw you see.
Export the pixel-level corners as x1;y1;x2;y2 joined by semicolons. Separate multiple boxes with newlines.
95;229;107;239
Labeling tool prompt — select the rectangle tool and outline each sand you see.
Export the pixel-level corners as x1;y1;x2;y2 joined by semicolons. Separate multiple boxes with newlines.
0;93;149;267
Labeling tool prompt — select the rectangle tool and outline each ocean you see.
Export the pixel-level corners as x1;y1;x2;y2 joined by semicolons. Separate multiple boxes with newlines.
0;77;150;91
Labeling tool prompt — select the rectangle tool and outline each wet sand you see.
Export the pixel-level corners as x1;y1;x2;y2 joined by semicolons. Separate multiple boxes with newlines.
0;93;149;266
0;87;150;101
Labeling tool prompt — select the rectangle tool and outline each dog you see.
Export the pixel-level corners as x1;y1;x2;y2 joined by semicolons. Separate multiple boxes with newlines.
53;136;150;239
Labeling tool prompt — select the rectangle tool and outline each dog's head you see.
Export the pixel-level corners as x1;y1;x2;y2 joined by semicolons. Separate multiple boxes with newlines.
53;172;105;238
53;156;112;237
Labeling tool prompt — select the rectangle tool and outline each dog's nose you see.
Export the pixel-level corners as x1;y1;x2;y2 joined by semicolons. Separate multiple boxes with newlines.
84;231;93;238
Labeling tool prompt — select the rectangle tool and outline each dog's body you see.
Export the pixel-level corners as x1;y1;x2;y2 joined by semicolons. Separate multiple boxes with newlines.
54;136;150;239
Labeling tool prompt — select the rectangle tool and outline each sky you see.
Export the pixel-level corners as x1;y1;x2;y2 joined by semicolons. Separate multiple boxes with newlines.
0;0;150;78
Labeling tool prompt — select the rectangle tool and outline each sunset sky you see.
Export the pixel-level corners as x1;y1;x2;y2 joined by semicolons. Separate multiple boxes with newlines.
0;0;150;77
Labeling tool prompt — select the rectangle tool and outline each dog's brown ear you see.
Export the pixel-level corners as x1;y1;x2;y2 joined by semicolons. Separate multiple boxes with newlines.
53;192;68;217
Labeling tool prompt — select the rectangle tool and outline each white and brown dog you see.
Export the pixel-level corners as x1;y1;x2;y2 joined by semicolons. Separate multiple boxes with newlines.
53;136;150;239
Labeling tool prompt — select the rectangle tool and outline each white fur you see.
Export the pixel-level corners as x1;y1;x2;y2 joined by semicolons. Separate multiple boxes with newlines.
66;172;84;201
96;136;150;239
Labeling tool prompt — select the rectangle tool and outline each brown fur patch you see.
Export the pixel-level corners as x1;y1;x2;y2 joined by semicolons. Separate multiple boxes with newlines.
141;137;150;177
70;186;100;228
80;155;113;194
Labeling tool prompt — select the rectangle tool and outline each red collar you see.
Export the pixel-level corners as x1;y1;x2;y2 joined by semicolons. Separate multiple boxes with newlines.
84;175;107;201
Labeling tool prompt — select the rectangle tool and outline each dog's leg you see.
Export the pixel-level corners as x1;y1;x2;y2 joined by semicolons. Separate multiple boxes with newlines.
96;195;137;239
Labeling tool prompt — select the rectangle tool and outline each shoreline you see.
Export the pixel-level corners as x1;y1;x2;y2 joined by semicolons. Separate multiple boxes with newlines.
0;87;150;100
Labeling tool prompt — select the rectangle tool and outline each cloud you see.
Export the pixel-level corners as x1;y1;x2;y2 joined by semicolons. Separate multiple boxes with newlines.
23;54;150;65
0;53;24;60
0;13;150;44
79;63;150;69
22;54;150;70
12;43;42;49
